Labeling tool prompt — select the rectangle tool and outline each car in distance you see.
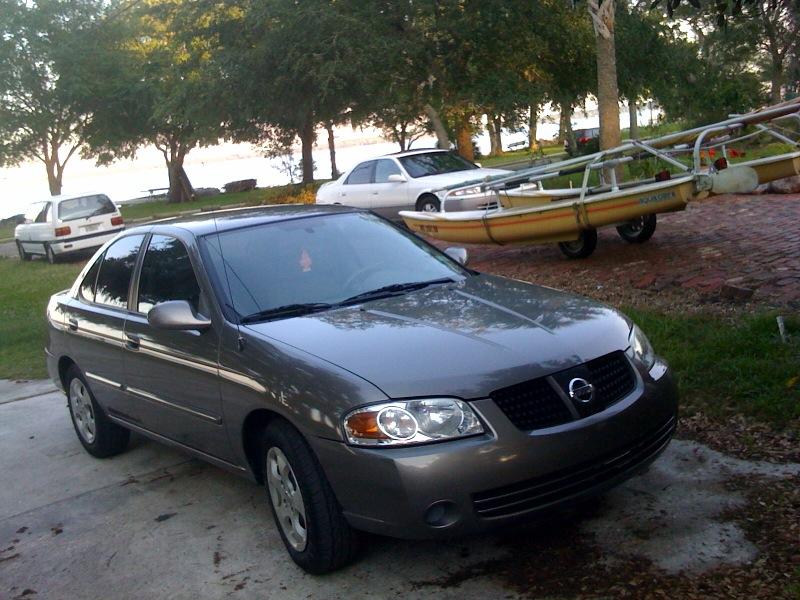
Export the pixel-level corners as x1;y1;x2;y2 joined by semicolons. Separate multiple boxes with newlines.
15;192;124;263
315;148;510;218
46;205;677;574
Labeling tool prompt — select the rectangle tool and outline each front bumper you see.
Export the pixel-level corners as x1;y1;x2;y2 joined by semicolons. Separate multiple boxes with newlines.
310;358;678;539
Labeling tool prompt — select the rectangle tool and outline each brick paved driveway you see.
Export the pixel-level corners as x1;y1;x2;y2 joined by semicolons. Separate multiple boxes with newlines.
437;193;800;308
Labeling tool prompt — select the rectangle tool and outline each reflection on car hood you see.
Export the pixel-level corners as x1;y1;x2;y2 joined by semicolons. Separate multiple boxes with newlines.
244;274;632;399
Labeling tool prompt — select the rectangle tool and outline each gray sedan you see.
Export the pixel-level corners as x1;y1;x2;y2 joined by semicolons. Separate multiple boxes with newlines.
45;205;677;573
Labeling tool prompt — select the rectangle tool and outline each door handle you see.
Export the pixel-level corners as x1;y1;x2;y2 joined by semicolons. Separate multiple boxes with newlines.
125;333;140;350
68;318;78;331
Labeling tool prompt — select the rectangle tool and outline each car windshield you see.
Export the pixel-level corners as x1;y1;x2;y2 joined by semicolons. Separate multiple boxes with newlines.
200;212;467;322
58;195;116;221
398;152;478;178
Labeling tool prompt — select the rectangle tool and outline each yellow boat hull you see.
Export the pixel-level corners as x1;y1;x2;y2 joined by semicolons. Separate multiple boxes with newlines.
401;177;698;245
736;151;800;184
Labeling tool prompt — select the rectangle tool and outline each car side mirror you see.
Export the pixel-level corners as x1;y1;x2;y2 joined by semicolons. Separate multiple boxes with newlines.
148;300;211;331
387;173;407;183
445;247;468;265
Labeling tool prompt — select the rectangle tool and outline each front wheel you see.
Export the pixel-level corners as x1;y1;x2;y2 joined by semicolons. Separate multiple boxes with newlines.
16;241;31;261
262;420;358;574
616;214;657;243
416;194;440;213
558;228;598;259
65;366;130;458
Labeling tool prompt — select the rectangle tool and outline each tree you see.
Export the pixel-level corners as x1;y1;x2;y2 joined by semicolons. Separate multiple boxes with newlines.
587;0;621;152
74;0;227;203
0;0;106;195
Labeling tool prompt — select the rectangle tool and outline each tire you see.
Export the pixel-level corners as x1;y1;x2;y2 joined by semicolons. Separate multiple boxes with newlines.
415;194;441;213
616;214;657;243
65;366;130;458
262;420;358;574
45;244;57;264
16;240;31;261
558;228;598;259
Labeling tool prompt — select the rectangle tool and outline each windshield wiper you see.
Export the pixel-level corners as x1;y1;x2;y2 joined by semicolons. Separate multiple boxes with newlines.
339;277;455;306
240;302;334;324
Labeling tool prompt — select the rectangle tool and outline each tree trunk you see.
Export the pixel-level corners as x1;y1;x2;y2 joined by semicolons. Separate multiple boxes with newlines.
628;99;639;140
424;104;450;149
528;104;539;151
487;114;499;156
455;118;474;161
44;157;63;196
324;121;338;179
770;71;783;104
590;0;621;153
300;119;316;184
166;160;194;203
561;101;576;154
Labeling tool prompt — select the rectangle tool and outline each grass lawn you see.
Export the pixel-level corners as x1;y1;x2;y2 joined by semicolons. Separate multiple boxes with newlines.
120;183;321;222
0;221;17;242
0;257;84;380
627;309;800;427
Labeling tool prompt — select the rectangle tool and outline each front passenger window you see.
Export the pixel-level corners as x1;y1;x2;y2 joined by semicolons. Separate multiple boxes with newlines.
137;235;201;314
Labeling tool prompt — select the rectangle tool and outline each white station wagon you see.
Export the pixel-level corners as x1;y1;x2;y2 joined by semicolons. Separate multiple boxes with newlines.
15;192;125;263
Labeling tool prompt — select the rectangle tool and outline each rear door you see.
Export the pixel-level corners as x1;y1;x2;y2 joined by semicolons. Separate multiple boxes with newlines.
62;234;145;416
17;202;51;254
337;160;375;208
122;234;231;461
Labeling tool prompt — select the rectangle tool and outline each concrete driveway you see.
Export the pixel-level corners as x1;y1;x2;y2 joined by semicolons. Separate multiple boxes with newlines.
1;381;798;600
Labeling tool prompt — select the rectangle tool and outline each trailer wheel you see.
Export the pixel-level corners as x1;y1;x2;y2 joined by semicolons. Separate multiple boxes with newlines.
558;229;597;259
616;214;657;243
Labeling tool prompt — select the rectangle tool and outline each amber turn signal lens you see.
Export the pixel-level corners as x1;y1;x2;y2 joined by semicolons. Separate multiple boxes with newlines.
54;226;71;237
344;411;386;439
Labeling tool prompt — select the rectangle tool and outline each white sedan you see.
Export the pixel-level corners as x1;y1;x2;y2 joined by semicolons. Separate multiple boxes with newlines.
15;192;125;263
316;149;510;218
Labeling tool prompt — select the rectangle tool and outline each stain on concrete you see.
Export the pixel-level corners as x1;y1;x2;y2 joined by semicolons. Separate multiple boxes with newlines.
154;513;177;523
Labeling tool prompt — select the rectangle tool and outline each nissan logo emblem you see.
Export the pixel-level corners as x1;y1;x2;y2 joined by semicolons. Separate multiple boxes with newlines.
568;377;595;403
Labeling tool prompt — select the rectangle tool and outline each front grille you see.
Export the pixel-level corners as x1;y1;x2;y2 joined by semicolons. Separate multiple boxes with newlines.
489;376;573;431
490;351;636;431
472;416;676;519
585;351;636;409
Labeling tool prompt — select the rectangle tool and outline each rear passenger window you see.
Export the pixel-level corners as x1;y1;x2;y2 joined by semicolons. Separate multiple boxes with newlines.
94;235;145;309
345;161;374;185
137;235;201;314
79;256;102;302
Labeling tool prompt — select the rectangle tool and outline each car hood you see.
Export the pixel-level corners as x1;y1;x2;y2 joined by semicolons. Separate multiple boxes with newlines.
415;168;509;189
244;274;632;400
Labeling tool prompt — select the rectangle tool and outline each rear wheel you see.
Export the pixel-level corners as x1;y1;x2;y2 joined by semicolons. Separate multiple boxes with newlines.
616;214;657;243
65;366;130;458
16;241;31;261
262;420;358;574
416;194;440;213
45;244;57;264
558;228;598;259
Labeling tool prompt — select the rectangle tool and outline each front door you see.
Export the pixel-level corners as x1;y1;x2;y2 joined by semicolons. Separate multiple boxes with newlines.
122;234;232;461
369;158;410;218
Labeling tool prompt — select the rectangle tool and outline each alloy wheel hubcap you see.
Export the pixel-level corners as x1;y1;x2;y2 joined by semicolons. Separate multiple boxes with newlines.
625;217;645;233
266;447;307;551
421;202;438;212
69;379;96;443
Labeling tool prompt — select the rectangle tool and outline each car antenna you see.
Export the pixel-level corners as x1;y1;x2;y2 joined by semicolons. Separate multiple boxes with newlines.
211;215;246;352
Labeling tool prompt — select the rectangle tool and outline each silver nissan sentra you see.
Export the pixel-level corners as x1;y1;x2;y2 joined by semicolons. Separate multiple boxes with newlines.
45;205;677;573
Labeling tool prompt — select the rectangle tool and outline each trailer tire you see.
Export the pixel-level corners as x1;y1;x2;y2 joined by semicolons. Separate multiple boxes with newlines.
616;214;657;243
558;229;597;259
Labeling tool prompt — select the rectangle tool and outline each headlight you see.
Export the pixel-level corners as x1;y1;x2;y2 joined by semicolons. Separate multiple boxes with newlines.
626;323;656;370
343;398;484;447
451;185;483;197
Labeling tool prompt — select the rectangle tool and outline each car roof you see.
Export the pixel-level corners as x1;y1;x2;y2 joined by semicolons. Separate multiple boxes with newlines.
386;148;450;158
44;191;110;203
125;203;362;238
